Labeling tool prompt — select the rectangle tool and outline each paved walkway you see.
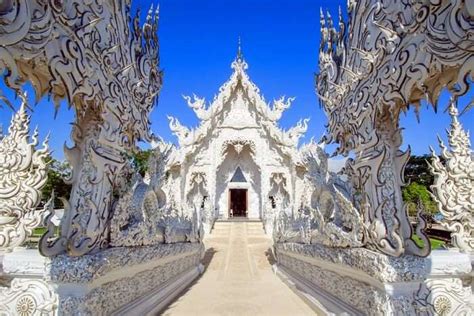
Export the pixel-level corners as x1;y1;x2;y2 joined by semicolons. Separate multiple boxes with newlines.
162;221;315;316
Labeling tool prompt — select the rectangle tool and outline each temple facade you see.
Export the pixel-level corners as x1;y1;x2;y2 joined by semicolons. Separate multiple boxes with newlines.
165;52;309;231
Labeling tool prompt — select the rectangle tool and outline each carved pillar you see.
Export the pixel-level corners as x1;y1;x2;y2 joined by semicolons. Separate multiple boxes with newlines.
348;109;426;257
0;0;162;257
40;111;126;256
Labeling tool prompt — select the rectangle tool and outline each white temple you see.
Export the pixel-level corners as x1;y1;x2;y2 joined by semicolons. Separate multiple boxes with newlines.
166;49;309;228
0;1;472;314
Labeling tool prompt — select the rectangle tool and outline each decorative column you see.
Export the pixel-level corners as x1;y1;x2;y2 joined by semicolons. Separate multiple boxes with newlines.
315;0;473;257
346;109;429;257
0;0;163;257
40;111;127;256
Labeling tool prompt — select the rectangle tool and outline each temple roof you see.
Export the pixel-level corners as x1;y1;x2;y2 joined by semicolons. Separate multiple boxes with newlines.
167;50;309;164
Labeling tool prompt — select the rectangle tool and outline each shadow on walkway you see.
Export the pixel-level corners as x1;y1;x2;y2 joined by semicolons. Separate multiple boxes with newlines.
201;247;217;271
160;247;217;315
265;247;276;265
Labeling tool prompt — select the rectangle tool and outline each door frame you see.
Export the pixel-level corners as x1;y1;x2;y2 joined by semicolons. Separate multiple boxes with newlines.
228;188;248;218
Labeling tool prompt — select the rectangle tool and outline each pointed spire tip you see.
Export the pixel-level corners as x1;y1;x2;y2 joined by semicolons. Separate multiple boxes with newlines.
237;36;243;61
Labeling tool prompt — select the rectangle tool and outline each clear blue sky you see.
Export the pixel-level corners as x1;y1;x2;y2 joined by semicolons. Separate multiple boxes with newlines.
0;0;472;160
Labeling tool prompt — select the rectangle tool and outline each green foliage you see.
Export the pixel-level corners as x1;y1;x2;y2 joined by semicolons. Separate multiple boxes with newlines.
129;149;152;176
404;155;434;187
402;182;438;216
41;156;72;207
402;155;441;216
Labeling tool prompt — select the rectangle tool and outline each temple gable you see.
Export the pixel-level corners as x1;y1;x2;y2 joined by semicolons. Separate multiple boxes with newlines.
166;51;309;227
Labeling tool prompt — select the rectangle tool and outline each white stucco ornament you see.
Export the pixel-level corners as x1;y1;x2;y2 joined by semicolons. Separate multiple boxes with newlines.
0;100;50;251
274;141;364;248
0;0;163;257
316;0;473;257
429;100;474;253
165;49;310;233
105;141;201;247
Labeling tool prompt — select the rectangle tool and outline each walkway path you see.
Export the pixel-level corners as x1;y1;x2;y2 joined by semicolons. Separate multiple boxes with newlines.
163;221;315;316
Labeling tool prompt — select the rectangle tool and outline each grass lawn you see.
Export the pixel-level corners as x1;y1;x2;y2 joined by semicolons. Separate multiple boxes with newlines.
412;235;446;250
32;227;47;236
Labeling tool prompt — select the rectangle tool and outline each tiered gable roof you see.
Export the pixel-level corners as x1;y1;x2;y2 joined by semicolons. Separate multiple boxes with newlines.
168;52;309;164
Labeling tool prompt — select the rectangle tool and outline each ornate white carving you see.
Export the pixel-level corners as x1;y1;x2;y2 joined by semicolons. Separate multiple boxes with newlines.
0;279;58;315
274;141;364;248
186;171;213;231
166;52;309;225
315;0;472;256
220;138;256;158
416;278;474;315
276;244;473;315
263;118;309;148
0;101;50;251
103;141;201;247
429;101;473;253
169;55;308;163
183;94;210;121
0;1;163;256
53;243;203;314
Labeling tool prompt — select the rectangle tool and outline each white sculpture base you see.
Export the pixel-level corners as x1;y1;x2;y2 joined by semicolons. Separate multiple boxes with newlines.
275;243;473;315
0;243;204;315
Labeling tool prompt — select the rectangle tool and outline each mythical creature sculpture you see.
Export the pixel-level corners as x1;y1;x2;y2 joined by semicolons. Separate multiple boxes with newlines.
106;142;201;247
0;1;162;256
0;101;50;251
429;101;473;253
273;207;312;245
186;171;216;234
265;173;290;235
266;96;294;122
316;0;472;256
274;142;364;248
183;94;211;121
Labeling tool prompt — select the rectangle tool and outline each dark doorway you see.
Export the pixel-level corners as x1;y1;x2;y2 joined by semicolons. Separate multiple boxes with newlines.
229;189;247;217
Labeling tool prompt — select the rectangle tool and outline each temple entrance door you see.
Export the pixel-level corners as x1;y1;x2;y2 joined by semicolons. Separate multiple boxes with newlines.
229;189;247;217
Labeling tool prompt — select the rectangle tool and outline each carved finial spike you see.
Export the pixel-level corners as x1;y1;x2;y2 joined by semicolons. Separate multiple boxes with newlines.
152;4;160;30
429;145;436;155
319;9;326;50
237;36;243;61
326;11;333;28
44;131;51;145
448;97;459;119
338;6;345;31
147;3;154;20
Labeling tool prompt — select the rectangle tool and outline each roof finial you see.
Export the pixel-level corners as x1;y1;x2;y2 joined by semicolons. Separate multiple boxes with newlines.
237;36;243;61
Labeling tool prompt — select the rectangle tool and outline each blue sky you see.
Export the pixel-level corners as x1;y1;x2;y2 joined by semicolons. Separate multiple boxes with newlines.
0;0;472;160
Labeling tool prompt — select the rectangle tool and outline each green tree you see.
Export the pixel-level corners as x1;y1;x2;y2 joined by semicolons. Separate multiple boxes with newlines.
402;155;442;217
129;149;152;176
402;182;437;216
41;156;72;207
404;155;434;187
